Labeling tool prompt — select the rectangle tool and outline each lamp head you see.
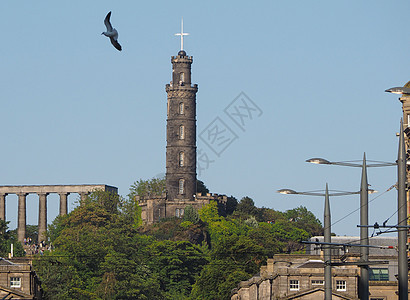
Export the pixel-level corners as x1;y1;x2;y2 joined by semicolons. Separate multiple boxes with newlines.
385;87;410;95
277;189;297;194
306;158;331;165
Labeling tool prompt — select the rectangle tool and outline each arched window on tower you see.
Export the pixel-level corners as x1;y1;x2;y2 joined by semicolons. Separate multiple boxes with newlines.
179;179;185;194
179;151;185;167
179;102;184;114
179;125;185;139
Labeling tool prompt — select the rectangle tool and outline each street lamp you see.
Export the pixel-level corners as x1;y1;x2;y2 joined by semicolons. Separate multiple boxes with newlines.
306;158;396;168
277;185;375;300
382;86;409;300
385;86;410;95
306;154;394;300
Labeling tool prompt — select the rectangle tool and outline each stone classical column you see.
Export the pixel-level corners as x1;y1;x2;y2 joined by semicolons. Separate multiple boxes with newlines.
0;194;7;221
17;193;27;243
38;193;48;242
59;193;69;216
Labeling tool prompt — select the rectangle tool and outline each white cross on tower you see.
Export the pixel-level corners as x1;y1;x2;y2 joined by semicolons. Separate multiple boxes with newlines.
175;18;189;51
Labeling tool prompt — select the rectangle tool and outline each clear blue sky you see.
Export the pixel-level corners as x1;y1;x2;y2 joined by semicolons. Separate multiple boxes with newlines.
0;1;409;236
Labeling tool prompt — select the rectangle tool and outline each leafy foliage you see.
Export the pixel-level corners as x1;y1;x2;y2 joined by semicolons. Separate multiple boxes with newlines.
196;180;209;195
32;187;323;300
149;240;208;297
0;220;24;257
183;205;200;224
129;177;166;199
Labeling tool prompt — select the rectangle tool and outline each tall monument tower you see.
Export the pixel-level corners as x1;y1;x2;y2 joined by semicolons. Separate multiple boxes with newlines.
165;48;198;201
136;20;227;224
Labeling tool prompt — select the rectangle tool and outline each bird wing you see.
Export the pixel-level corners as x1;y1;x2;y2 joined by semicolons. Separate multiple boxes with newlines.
110;38;122;51
104;11;113;31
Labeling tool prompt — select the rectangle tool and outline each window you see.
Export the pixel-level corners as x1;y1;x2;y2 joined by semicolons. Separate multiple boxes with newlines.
311;280;324;286
179;152;184;167
336;280;346;291
369;268;389;281
10;277;21;288
180;72;185;83
175;208;184;218
179;179;185;194
289;280;299;291
179;125;185;139
179;102;184;114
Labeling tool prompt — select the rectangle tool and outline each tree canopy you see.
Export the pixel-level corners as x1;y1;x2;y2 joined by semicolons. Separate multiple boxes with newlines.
32;188;323;300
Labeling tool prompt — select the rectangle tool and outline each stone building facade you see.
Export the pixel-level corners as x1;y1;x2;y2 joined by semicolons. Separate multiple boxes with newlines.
231;255;360;300
231;237;401;300
0;258;42;299
139;49;227;223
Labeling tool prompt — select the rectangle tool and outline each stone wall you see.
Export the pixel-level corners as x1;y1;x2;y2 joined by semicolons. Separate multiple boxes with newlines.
138;192;227;224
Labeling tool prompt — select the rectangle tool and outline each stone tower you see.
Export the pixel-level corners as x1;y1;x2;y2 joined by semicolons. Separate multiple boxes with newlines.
165;50;198;201
137;48;227;224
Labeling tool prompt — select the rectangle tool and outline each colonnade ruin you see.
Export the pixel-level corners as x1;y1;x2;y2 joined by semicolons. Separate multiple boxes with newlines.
0;185;118;243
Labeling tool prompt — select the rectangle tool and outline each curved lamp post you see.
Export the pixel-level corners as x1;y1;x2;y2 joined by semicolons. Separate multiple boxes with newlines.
277;185;375;300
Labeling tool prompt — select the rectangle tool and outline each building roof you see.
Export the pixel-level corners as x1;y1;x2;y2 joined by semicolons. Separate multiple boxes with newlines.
297;259;325;268
0;258;16;265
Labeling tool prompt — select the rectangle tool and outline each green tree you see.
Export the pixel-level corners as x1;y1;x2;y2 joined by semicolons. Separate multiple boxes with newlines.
225;196;238;216
234;196;258;218
198;201;222;225
196;180;209;195
191;234;263;300
149;240;208;298
34;193;165;300
285;206;323;236
0;220;24;257
47;215;68;244
183;205;199;224
255;207;284;223
84;190;121;215
129;177;166;199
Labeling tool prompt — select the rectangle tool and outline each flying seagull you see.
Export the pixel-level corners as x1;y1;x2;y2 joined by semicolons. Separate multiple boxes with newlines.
102;11;122;51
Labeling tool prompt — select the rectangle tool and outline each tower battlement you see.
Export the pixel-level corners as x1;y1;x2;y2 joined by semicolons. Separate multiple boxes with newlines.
171;55;193;62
